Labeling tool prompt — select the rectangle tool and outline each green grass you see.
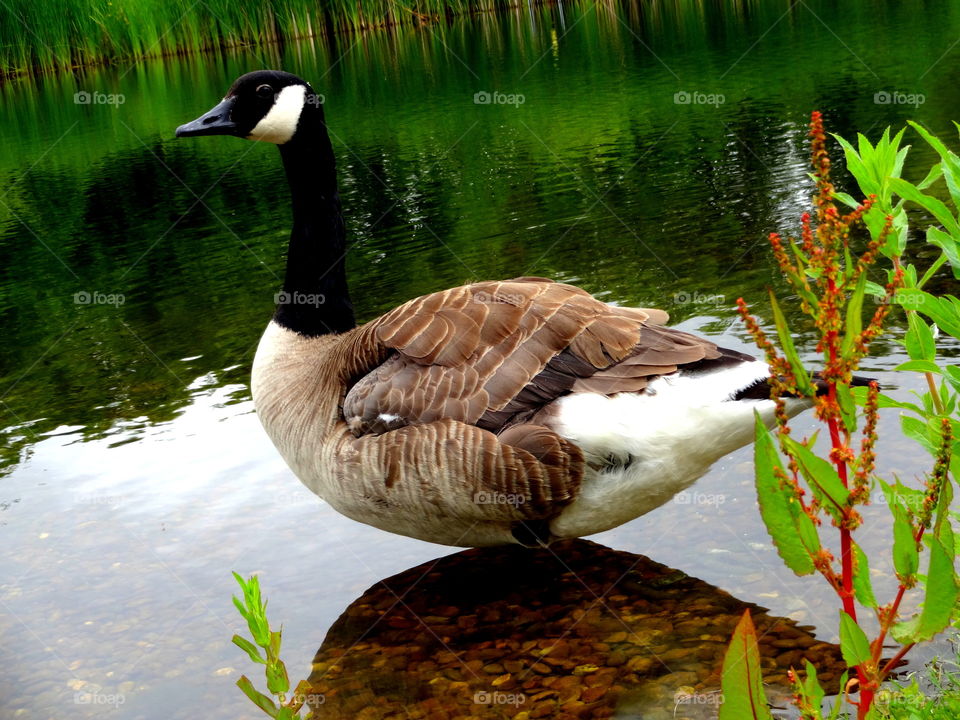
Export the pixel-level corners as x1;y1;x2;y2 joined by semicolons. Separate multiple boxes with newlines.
0;0;577;78
871;639;960;720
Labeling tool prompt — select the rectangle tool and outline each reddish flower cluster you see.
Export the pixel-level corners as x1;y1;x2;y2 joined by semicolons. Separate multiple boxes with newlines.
852;382;880;503
919;418;954;528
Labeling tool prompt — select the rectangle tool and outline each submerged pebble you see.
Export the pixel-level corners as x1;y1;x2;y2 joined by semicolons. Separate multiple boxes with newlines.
306;539;846;718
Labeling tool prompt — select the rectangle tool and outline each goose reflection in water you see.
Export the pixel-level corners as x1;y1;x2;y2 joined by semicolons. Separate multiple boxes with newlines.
302;540;846;719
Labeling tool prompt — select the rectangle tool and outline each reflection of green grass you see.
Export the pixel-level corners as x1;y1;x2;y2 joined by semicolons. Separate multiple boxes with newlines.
0;0;602;77
7;0;938;78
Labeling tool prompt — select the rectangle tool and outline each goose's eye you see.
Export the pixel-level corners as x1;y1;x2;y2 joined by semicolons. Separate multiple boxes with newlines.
256;84;274;98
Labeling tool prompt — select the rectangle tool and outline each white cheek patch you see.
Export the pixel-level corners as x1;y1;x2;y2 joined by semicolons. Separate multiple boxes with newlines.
247;85;306;144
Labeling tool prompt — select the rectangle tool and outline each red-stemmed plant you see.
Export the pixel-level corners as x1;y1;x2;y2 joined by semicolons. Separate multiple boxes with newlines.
719;113;958;720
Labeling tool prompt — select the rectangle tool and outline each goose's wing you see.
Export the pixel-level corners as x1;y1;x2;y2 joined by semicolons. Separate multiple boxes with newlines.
336;279;732;528
345;278;722;437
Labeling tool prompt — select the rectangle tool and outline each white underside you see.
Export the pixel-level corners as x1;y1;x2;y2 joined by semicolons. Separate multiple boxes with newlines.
547;361;807;538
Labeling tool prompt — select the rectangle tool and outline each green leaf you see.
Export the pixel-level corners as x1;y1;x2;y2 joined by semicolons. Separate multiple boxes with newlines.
945;366;960;394
268;629;282;663
889;480;927;516
233;573;271;649
834;190;860;210
753;415;817;575
782;435;851;523
917;160;944;191
827;671;850;720
719;610;775;720
265;630;289;695
909;121;960;210
894;289;960;339
233;594;250;622
792;659;826;718
838;610;871;667
801;659;825;711
904;311;937;362
891;533;959;643
852;386;924;414
894;359;941;374
882;480;920;581
864;280;887;298
851;541;877;608
236;675;279;718
842;272;868;357
927;226;960;280
836;382;858;435
834;134;878;197
233;634;267;665
901;416;939;455
889;177;960;238
768;290;815;396
266;657;290;696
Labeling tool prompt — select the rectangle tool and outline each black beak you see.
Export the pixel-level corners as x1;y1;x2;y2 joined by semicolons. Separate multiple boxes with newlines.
175;97;238;138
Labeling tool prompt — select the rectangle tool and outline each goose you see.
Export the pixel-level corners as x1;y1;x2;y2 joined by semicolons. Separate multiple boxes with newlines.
175;70;815;548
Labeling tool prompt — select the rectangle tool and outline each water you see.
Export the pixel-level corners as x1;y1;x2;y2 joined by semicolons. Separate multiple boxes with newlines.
1;0;958;717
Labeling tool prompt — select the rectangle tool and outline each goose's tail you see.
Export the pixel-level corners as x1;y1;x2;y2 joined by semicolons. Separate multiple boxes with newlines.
732;372;877;401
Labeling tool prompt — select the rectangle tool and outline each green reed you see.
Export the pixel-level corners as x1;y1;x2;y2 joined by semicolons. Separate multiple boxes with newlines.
0;0;575;78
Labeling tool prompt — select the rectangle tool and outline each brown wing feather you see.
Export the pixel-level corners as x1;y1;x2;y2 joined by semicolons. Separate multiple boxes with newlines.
343;279;720;438
333;278;726;529
338;418;585;520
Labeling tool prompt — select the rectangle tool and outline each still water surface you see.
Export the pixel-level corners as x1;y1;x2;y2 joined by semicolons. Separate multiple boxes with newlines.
1;1;959;717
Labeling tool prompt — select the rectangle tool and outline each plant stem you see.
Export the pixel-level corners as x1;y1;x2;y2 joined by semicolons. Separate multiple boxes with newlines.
880;642;916;678
823;297;872;715
925;371;945;416
827;400;871;715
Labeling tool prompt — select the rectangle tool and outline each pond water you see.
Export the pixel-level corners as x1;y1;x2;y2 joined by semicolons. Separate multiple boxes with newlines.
1;0;959;717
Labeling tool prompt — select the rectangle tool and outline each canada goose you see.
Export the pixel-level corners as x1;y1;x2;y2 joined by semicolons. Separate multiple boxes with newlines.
175;70;813;548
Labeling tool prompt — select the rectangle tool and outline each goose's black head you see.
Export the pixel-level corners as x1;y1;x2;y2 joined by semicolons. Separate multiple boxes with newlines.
175;70;323;145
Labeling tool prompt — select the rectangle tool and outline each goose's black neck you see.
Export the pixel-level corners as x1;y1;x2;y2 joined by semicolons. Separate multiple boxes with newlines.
272;108;355;337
